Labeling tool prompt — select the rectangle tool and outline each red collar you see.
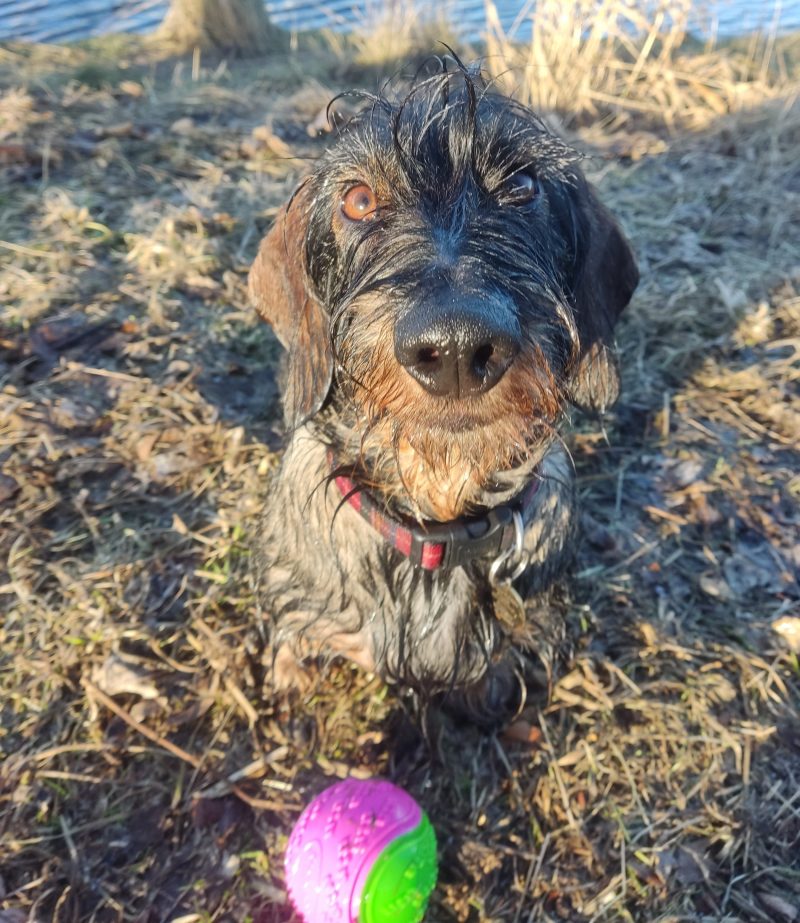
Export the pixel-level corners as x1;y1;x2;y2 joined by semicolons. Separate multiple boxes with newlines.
331;457;541;572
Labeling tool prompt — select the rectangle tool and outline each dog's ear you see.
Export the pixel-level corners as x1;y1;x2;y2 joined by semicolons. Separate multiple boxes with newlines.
248;190;333;428
566;180;638;414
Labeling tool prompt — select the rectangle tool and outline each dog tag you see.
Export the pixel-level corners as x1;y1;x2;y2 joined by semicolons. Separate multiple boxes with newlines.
492;582;527;630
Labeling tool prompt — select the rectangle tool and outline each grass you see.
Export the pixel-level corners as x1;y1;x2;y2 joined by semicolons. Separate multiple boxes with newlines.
1;6;799;922
322;0;460;70
484;0;799;129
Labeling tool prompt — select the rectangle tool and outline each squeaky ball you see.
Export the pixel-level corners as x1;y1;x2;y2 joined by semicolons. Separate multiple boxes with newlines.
285;778;437;923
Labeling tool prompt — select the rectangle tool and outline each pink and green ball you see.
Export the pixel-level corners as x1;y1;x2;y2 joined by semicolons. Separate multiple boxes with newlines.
285;778;438;923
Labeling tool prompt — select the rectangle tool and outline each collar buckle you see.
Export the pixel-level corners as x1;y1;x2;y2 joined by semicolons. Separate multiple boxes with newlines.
418;504;516;570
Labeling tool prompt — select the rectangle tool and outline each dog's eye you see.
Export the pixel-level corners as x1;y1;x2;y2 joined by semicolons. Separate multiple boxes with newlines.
341;184;378;221
501;171;539;205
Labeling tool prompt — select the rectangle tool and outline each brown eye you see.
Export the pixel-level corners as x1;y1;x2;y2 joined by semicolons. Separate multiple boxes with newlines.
502;171;539;205
341;184;378;221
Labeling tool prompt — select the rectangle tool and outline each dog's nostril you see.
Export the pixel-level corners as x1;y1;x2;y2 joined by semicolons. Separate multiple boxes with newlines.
417;346;441;366
472;343;494;377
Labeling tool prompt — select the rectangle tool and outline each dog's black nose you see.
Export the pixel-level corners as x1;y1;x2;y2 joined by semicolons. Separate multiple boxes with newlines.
394;296;521;398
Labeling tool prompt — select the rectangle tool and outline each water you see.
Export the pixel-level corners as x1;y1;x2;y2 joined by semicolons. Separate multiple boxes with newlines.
0;0;797;48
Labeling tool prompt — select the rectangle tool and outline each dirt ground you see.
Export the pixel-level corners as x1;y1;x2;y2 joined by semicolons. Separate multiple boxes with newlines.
1;29;799;923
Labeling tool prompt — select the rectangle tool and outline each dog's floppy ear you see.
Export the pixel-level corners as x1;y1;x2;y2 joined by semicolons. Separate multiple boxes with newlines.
248;189;333;429
566;180;638;414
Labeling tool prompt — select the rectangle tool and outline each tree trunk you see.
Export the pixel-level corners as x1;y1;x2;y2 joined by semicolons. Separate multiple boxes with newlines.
158;0;280;55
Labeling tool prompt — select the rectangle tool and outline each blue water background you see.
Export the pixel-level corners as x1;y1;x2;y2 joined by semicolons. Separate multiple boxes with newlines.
0;0;798;47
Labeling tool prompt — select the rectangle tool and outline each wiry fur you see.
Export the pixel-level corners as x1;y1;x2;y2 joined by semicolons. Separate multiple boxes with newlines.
249;63;638;718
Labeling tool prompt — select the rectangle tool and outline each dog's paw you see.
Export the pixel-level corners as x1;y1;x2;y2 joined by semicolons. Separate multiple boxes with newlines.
272;645;313;693
441;659;525;729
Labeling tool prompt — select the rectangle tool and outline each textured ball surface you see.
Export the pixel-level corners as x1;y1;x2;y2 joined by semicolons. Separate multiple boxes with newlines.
285;778;437;923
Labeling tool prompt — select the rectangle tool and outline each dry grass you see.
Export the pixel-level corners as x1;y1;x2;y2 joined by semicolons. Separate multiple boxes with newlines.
485;0;799;130
321;0;460;70
1;10;799;923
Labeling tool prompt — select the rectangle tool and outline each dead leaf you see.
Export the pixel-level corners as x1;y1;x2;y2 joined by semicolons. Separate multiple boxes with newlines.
130;699;164;723
165;359;193;378
687;492;723;526
118;80;144;97
699;573;735;600
179;272;220;298
135;432;159;462
92;653;160;700
639;621;659;645
723;550;782;595
773;616;800;653
50;397;101;429
171;117;195;136
657;842;714;887
705;672;738;704
97;121;135;139
502;719;543;746
150;451;191;481
172;513;189;535
666;458;704;488
251;123;292;158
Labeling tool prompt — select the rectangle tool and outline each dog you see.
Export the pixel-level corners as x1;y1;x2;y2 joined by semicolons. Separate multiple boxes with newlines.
248;63;638;720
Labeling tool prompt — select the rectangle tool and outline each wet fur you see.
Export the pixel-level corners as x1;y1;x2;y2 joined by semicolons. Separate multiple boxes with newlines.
249;63;638;715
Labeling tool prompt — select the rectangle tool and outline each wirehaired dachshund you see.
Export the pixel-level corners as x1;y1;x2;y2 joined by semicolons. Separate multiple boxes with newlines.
248;62;638;721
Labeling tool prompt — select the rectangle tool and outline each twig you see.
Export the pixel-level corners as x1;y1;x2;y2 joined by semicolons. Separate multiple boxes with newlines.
82;678;294;812
63;362;144;384
0;239;61;259
514;832;551;923
537;711;577;829
83;677;204;768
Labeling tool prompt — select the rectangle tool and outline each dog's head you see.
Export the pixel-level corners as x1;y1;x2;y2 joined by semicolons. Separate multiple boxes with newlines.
250;65;638;519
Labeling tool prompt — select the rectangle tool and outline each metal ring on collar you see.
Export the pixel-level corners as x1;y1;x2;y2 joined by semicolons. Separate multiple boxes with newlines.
489;509;526;584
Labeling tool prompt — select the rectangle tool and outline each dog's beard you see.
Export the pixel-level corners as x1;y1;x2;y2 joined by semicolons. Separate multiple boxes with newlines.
333;317;565;521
